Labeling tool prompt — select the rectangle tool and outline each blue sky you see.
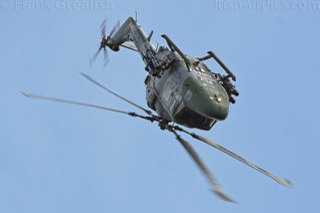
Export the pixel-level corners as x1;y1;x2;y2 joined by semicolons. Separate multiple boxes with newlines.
1;0;320;212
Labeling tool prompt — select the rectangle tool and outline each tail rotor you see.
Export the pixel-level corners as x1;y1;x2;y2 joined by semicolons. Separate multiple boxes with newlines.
90;19;120;68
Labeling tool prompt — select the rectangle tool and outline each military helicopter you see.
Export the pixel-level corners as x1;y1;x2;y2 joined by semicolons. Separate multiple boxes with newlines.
23;16;291;202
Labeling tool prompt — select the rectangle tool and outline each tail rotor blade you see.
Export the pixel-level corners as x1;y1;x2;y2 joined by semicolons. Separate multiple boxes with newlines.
90;48;102;67
91;19;119;68
104;60;110;68
103;47;109;67
100;18;107;38
108;20;120;38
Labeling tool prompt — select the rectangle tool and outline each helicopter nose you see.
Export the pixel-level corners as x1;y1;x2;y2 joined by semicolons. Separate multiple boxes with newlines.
208;95;229;120
184;79;230;120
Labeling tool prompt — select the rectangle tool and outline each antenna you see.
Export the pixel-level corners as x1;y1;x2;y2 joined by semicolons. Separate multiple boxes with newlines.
135;11;138;22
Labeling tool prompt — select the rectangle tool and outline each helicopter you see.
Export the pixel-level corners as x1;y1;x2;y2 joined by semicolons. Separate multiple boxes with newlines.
23;16;291;202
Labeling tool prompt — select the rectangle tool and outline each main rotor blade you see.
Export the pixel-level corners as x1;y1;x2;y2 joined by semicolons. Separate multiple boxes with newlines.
22;92;159;124
22;92;132;115
171;130;234;203
174;127;291;187
80;73;153;115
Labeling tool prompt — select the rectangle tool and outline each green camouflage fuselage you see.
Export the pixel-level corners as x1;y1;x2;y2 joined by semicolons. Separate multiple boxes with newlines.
108;17;230;130
145;52;229;130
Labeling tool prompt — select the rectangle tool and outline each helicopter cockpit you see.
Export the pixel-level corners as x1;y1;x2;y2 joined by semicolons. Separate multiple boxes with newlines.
155;46;176;71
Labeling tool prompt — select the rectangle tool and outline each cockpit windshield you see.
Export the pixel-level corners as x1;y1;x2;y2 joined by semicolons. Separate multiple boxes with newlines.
175;107;215;131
